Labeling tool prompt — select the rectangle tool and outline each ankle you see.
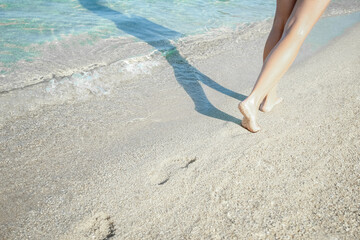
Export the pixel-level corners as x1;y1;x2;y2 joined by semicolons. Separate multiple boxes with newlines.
245;95;262;109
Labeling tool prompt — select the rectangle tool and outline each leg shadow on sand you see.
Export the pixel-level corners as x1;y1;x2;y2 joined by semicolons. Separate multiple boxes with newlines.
79;0;245;124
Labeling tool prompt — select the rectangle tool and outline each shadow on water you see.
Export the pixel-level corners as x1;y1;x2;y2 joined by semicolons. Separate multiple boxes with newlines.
79;0;245;124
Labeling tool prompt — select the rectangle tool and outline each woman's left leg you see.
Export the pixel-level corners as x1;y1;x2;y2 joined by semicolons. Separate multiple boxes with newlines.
239;0;331;133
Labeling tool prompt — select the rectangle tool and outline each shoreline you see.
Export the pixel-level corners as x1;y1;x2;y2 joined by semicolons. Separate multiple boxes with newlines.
1;17;360;240
1;11;359;127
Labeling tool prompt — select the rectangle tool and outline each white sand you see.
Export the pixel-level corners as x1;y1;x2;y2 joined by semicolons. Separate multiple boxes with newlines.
0;23;359;239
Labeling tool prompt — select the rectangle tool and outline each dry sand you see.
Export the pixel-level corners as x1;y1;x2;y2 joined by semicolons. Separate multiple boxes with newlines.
1;23;359;239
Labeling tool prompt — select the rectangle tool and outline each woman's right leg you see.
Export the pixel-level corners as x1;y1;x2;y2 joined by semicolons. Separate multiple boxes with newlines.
239;0;331;133
260;0;297;112
263;0;297;62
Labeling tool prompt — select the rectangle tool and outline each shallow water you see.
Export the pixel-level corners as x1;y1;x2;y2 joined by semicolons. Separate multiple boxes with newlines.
299;12;360;61
1;0;275;66
0;0;359;72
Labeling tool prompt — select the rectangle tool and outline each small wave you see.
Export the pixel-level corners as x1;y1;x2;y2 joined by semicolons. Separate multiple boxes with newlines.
45;71;108;97
0;50;165;124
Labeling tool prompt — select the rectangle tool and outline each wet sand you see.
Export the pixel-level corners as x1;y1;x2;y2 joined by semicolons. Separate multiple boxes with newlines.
1;23;359;240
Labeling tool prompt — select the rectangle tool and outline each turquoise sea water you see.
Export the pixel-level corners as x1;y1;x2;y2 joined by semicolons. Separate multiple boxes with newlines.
0;0;359;94
1;0;360;67
0;0;275;66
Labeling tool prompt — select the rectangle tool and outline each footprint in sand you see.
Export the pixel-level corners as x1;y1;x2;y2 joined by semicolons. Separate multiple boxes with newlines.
219;122;244;138
63;212;115;240
148;156;197;185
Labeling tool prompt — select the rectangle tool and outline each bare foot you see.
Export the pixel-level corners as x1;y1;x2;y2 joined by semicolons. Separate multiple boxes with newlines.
238;100;261;133
259;96;283;112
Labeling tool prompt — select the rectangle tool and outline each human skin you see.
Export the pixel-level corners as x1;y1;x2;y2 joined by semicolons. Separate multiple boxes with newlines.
259;0;297;112
238;0;331;133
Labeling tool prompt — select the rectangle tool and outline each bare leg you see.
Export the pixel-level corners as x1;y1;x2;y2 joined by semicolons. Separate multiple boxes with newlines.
239;0;330;132
260;0;296;112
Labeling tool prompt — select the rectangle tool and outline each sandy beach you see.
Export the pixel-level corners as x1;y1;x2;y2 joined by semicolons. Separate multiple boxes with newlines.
1;18;359;240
